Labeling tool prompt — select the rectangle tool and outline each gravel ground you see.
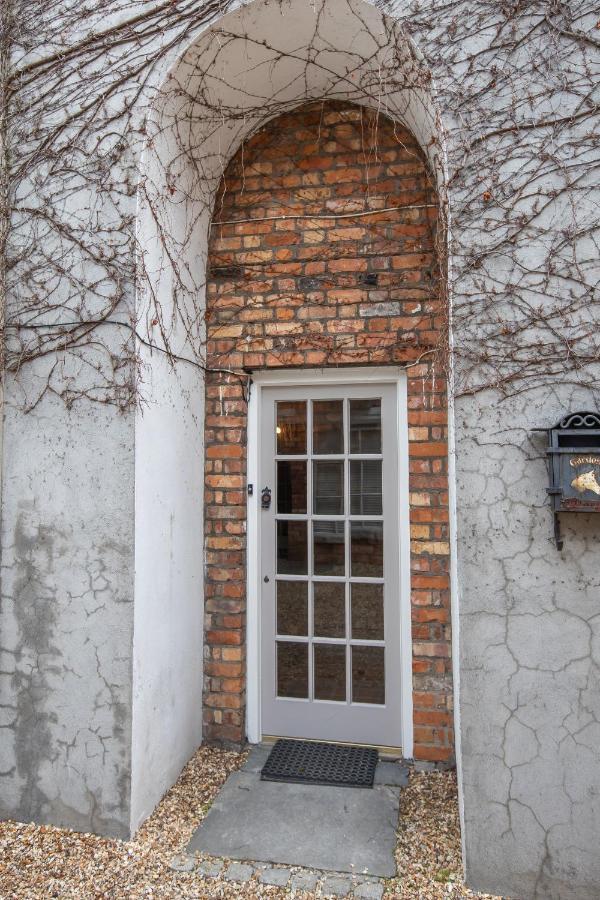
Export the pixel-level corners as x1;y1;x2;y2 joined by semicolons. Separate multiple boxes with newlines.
0;747;501;899
390;770;501;899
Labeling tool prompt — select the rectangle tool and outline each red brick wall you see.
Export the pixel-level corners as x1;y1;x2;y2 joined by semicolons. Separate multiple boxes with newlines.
203;101;452;761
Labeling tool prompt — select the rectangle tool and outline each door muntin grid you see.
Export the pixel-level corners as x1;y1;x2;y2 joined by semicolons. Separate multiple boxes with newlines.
274;396;386;707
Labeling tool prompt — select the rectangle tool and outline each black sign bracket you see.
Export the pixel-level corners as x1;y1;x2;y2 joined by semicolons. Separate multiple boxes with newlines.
534;411;600;550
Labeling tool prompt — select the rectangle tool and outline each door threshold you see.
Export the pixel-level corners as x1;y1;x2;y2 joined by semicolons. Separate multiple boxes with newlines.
260;734;403;760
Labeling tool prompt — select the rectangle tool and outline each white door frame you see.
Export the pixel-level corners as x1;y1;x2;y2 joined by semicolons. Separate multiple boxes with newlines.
246;367;413;756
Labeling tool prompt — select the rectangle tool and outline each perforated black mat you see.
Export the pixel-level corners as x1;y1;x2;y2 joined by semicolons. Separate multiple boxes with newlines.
260;739;378;788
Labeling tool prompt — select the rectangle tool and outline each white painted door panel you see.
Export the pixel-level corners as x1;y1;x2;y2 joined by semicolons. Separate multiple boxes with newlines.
259;382;404;748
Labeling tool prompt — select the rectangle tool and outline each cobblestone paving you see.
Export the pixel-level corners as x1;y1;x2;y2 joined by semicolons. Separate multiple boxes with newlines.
170;854;385;898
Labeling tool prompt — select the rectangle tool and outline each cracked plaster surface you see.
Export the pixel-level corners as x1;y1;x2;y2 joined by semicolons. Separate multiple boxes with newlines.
455;387;600;900
0;385;135;838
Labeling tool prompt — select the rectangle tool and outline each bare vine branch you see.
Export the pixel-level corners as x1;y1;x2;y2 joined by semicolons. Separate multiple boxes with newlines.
1;0;598;407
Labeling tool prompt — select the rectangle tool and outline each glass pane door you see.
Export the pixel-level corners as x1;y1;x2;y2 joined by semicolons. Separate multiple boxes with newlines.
260;382;403;749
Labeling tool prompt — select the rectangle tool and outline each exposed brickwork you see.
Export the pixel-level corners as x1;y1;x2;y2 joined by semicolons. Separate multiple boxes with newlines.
203;101;452;761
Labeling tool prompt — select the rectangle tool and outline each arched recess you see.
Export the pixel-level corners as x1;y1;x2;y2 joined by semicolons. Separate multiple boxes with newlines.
131;0;448;831
204;96;450;751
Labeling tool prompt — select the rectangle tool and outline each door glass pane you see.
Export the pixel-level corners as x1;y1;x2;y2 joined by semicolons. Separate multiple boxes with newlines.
313;521;345;576
277;581;308;636
314;644;346;701
277;521;308;574
277;642;308;698
351;583;384;640
313;461;344;515
349;398;381;453
313;400;343;454
277;461;307;514
314;582;345;638
351;520;383;577
270;387;393;729
350;460;382;515
277;401;306;454
352;645;385;705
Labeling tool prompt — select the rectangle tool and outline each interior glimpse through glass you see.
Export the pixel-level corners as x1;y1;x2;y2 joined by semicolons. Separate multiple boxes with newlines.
277;642;308;698
352;645;385;705
277;581;308;636
314;644;346;701
277;460;307;514
351;583;384;640
272;391;387;711
350;459;382;515
313;460;344;515
313;520;345;575
313;582;346;638
351;520;383;577
313;400;343;454
277;400;307;454
277;520;308;574
349;398;382;453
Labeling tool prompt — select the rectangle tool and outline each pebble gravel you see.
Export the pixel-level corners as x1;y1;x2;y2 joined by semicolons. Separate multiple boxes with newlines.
389;770;502;899
0;746;503;899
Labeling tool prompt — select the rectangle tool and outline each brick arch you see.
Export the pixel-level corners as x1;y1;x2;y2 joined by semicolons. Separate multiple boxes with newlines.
203;100;452;762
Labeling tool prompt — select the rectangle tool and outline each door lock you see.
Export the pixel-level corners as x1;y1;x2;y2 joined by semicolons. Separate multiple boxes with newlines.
261;486;272;510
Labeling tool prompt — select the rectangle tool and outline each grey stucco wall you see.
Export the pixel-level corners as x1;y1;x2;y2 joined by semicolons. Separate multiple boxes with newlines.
455;389;600;899
0;381;135;837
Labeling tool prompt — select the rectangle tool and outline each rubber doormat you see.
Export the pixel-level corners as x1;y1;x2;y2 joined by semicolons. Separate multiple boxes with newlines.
261;739;378;788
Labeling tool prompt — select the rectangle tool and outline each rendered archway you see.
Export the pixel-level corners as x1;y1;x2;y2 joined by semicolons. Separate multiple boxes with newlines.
132;0;448;831
203;98;450;758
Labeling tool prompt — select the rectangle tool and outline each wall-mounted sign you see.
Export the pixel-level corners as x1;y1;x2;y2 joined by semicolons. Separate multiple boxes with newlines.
535;411;600;549
568;455;600;502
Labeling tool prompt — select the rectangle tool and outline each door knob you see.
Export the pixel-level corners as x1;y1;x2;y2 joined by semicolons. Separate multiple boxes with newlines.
261;486;272;510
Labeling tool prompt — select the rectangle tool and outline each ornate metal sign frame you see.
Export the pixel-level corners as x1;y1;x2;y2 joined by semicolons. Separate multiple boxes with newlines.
534;411;600;550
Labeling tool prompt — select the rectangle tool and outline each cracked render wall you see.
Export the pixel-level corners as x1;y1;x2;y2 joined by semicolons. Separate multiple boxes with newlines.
454;387;600;899
0;386;135;837
2;1;599;896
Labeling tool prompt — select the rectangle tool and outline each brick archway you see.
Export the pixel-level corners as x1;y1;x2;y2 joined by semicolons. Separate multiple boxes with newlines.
202;101;452;762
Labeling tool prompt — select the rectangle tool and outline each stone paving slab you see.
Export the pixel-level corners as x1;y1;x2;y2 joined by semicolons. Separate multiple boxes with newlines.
353;882;385;899
241;744;271;773
168;853;195;872
187;769;400;876
172;852;390;896
374;761;409;787
195;859;224;877
223;861;254;882
289;870;320;891
322;874;355;896
260;866;292;886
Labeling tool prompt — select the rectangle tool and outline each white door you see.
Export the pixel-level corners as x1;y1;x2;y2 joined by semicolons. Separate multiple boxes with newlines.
259;381;405;748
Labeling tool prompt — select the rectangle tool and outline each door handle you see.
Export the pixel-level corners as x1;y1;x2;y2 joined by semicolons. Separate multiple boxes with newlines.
261;486;272;510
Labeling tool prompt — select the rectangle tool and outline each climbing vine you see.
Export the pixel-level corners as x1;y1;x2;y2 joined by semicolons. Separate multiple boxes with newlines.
1;0;598;408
